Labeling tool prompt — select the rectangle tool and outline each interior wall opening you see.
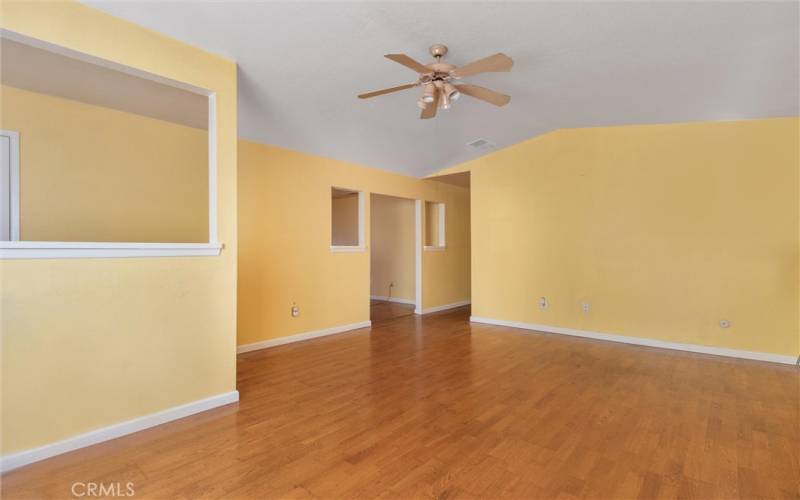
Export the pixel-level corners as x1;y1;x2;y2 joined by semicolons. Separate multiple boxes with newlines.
369;193;416;323
331;187;364;249
0;34;216;256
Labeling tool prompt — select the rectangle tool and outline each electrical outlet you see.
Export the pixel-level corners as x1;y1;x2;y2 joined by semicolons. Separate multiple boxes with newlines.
538;297;548;310
581;302;590;313
719;319;730;328
291;303;299;318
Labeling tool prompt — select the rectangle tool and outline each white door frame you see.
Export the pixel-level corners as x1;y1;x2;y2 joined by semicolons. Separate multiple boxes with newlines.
0;129;20;241
415;199;423;314
367;194;423;314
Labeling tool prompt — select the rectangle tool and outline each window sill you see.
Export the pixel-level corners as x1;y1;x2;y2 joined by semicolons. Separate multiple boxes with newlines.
330;245;366;253
424;245;446;252
0;241;223;259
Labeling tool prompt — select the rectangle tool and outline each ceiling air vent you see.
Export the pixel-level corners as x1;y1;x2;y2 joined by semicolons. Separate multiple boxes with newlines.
467;139;495;151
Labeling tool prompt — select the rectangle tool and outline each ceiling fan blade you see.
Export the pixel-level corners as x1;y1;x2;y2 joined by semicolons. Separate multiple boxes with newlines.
385;54;432;74
358;83;416;99
454;84;511;106
420;91;439;119
451;53;513;78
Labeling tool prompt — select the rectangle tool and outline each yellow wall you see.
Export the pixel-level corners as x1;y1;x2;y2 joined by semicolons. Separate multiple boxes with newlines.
238;140;470;346
0;85;208;242
370;194;415;301
11;0;795;467
0;1;238;454
439;118;799;357
423;190;471;308
331;193;359;246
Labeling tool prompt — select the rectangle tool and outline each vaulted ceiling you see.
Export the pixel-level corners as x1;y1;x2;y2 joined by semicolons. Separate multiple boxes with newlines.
83;1;799;177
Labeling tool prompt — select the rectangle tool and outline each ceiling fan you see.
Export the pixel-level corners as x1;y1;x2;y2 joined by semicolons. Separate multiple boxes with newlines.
358;44;513;119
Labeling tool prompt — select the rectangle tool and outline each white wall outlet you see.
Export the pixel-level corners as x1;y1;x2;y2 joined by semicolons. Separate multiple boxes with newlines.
538;297;548;310
719;319;730;328
291;303;300;318
581;302;590;313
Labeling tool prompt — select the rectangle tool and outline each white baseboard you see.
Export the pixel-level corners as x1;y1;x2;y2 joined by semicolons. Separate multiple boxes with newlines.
470;316;799;365
237;320;372;354
418;300;471;315
370;295;416;305
0;390;239;473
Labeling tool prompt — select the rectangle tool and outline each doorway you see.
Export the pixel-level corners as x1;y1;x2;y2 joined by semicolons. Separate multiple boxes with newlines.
369;193;417;323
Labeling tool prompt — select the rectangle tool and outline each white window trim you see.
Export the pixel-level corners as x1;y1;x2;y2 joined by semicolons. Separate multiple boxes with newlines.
0;30;222;260
1;129;20;241
424;202;446;251
330;189;365;252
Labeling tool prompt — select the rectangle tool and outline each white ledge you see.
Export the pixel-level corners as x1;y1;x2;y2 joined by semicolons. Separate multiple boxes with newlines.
330;245;366;253
424;245;446;252
0;241;223;259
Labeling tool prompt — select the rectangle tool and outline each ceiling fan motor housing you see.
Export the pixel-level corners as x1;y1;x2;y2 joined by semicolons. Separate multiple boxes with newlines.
429;44;448;58
420;63;457;84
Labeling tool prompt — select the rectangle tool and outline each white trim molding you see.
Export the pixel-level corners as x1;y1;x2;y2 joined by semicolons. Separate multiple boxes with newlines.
424;245;446;252
330;245;366;253
419;300;471;315
207;93;218;244
415;200;423;314
0;241;223;259
0;129;20;241
438;202;446;247
370;295;416;305
357;190;365;248
470;316;800;365
0;390;239;473
237;320;372;354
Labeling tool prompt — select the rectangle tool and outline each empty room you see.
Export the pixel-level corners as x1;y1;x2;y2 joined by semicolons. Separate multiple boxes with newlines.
0;1;798;499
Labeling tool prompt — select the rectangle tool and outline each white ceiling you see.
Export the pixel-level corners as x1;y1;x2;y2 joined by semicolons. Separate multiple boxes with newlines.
1;38;207;129
82;1;799;177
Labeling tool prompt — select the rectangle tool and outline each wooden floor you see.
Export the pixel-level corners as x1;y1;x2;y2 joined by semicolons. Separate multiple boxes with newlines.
370;299;415;324
3;307;799;499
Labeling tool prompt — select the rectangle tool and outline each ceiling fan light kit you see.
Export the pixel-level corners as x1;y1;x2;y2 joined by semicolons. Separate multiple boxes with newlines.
358;44;513;119
443;82;461;101
422;83;436;103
